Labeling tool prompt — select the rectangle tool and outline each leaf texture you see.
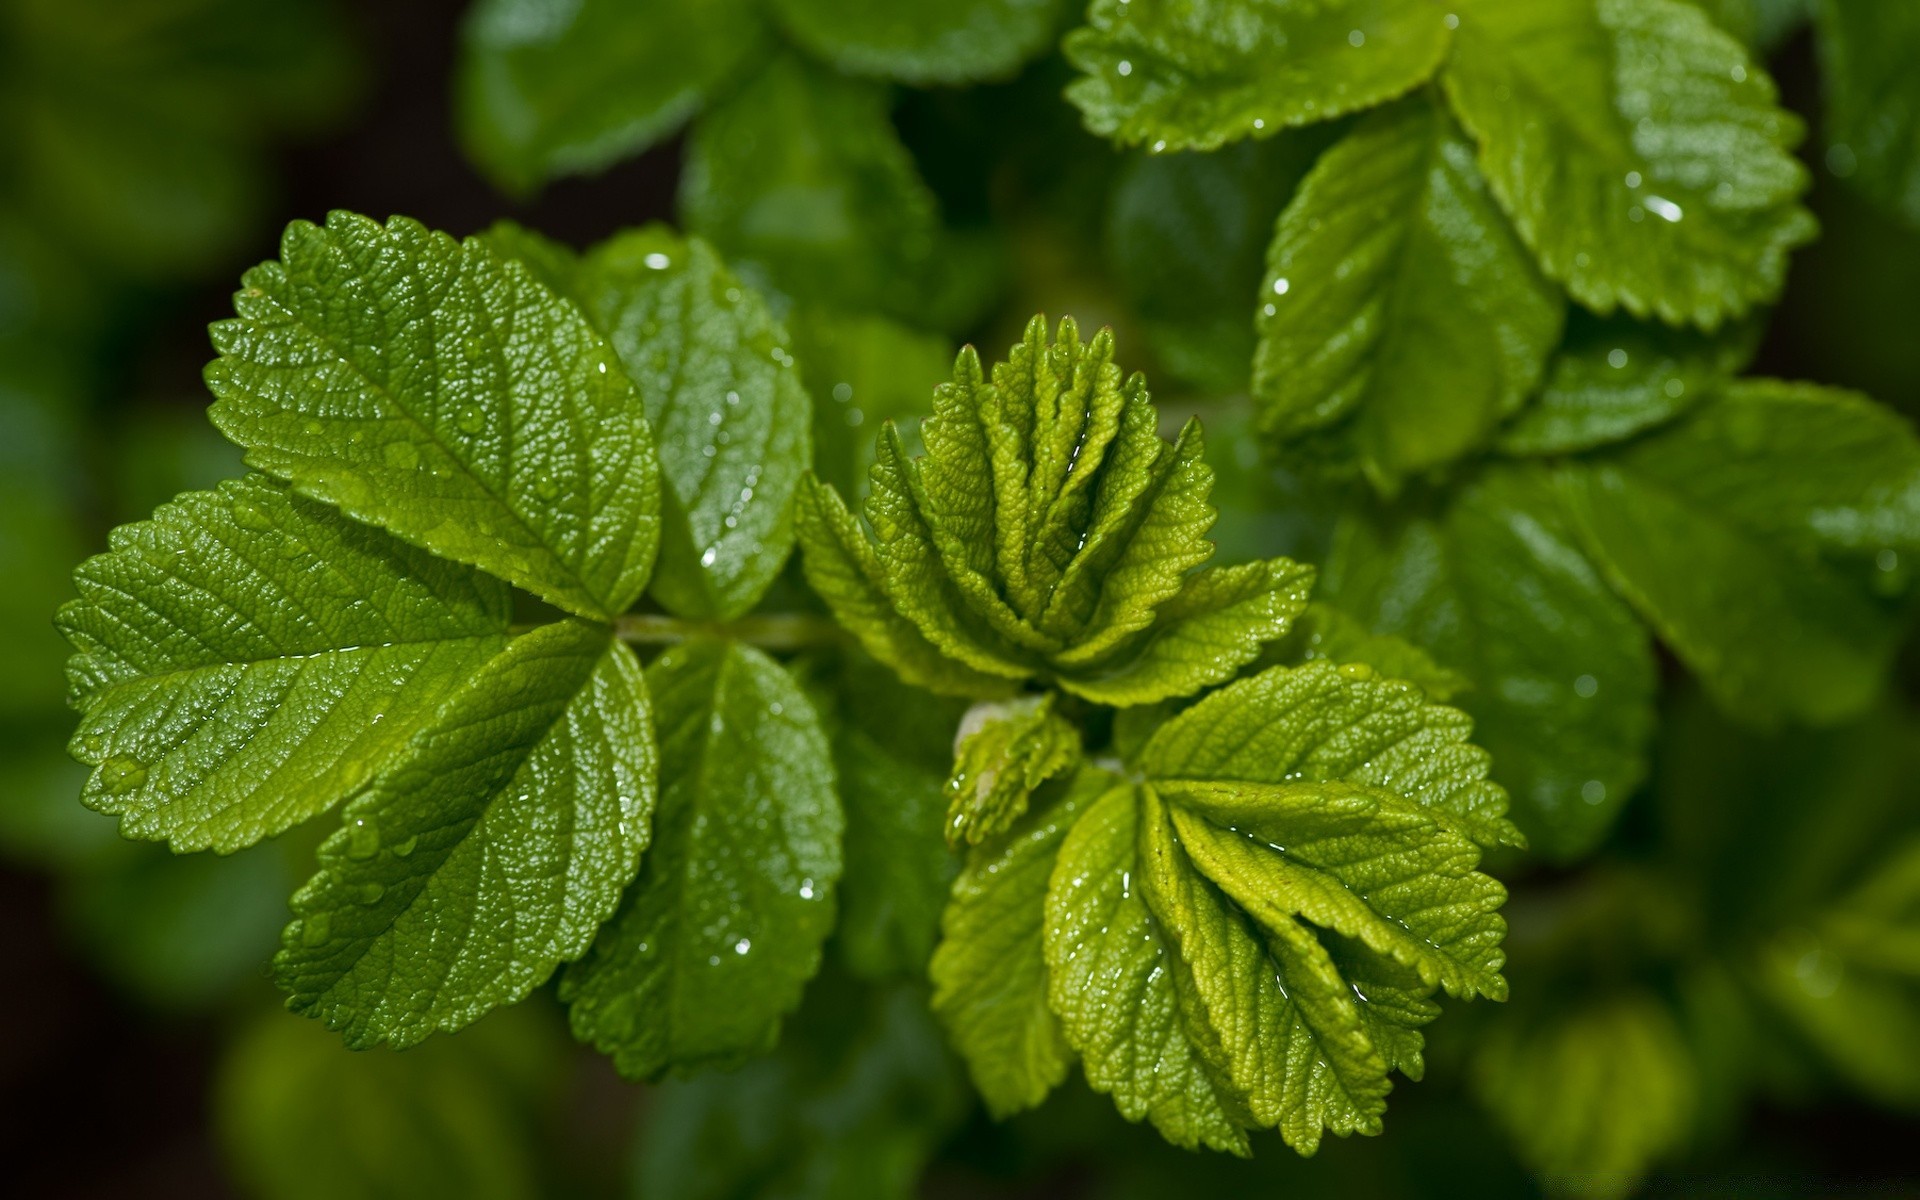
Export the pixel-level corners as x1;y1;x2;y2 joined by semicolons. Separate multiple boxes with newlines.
206;211;661;621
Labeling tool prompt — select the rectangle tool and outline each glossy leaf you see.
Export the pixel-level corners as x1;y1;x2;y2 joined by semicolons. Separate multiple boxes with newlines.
1561;381;1920;726
1254;96;1563;488
769;0;1068;84
563;638;840;1078
455;0;765;192
59;475;511;853
564;228;811;619
206;212;662;621
1324;464;1655;860
1443;0;1815;327
1065;0;1451;152
1496;310;1760;455
277;620;655;1049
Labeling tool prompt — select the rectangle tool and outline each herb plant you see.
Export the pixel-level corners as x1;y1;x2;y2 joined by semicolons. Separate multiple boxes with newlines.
11;0;1920;1196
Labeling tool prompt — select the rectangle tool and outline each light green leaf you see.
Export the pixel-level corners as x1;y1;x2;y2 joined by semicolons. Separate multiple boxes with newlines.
769;0;1068;84
565;228;810;619
1560;381;1920;725
216;1006;561;1200
787;308;951;501
1442;0;1815;327
946;693;1081;846
58;475;511;853
1254;96;1563;489
206;212;661;621
562;638;840;1078
454;0;765;192
680;54;946;322
1496;310;1760;455
1473;993;1696;1195
277;620;655;1049
930;769;1105;1118
794;475;1022;699
1290;602;1469;702
1324;464;1655;860
1065;0;1451;152
1138;659;1525;852
1815;0;1920;227
1044;782;1252;1155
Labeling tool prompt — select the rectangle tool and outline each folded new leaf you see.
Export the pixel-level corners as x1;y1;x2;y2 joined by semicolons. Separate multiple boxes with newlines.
797;315;1314;705
945;694;1081;847
932;660;1520;1157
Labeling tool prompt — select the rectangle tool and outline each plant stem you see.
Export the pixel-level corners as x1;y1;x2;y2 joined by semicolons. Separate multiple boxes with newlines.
611;611;846;652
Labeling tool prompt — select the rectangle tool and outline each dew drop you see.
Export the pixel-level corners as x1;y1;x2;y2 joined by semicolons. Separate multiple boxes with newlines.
1607;348;1629;369
98;755;147;795
734;938;751;955
644;252;671;270
1581;780;1607;805
1117;59;1133;76
392;835;419;858
345;818;380;860
1574;674;1599;698
1348;29;1365;47
700;547;719;567
352;882;387;905
300;912;333;946
799;878;816;900
1272;277;1290;296
1644;195;1684;223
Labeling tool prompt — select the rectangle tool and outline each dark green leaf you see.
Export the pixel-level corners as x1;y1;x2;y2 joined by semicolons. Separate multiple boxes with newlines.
1814;0;1920;228
770;0;1069;84
563;638;839;1078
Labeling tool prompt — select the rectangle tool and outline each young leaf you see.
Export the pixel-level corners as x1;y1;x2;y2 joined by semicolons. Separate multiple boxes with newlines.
454;0;766;192
206;212;662;622
563;228;811;620
1814;0;1920;228
1496;310;1760;455
929;770;1103;1118
679;54;946;322
1560;381;1920;726
1325;464;1656;861
1442;0;1815;327
1253;96;1563;488
1064;0;1452;152
769;0;1069;85
563;638;840;1078
799;317;1312;705
945;693;1081;846
58;475;511;854
277;619;655;1049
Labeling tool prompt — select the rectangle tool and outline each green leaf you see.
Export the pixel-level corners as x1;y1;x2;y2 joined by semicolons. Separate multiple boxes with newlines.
787;308;952;501
216;1006;562;1200
1107;134;1329;393
679;54;946;323
1755;838;1920;1111
1253;96;1563;489
1442;0;1815;327
1495;310;1760;455
1290;602;1470;702
637;971;969;1200
454;0;765;192
803;317;1311;705
799;652;964;979
1814;0;1920;227
206;212;662;622
1471;992;1697;1195
562;638;840;1078
276;620;655;1049
1064;0;1451;152
769;0;1069;84
930;769;1104;1117
1324;464;1655;860
1559;380;1920;725
946;693;1081;846
1044;781;1252;1155
564;228;811;620
58;475;511;853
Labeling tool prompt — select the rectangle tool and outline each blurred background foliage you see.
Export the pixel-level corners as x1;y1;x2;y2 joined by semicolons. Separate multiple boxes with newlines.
0;0;1916;1197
